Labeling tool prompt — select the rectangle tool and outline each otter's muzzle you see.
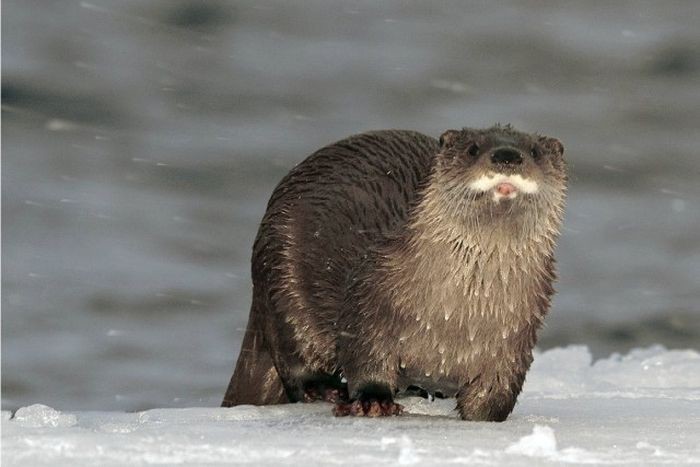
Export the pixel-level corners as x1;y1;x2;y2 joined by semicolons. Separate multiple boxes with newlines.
491;148;523;166
468;173;539;202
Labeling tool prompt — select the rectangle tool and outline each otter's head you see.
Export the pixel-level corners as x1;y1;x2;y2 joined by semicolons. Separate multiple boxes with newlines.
427;125;567;236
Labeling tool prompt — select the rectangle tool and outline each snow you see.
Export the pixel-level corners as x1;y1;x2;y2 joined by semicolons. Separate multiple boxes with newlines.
3;346;700;466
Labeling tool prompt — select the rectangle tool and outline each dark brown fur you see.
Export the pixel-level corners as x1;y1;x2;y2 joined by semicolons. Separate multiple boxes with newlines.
223;126;567;421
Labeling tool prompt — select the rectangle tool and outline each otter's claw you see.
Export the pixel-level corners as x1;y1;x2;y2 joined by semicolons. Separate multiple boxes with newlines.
333;399;404;417
304;387;349;403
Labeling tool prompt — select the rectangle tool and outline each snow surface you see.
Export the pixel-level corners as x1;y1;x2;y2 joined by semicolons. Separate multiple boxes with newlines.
3;345;700;466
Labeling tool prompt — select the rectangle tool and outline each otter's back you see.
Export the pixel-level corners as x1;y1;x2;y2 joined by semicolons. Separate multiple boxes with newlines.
252;130;437;338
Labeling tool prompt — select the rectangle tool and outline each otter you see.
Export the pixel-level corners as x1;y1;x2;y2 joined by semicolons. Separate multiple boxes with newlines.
222;125;567;421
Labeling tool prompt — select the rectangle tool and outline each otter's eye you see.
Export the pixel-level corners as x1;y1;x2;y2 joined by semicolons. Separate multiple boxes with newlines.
530;146;541;159
467;143;479;157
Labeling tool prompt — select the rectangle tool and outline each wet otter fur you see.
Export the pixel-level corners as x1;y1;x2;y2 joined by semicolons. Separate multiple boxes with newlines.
222;125;567;421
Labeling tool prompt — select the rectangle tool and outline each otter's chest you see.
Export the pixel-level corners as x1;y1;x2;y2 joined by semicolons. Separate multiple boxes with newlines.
394;309;536;399
389;244;544;395
394;312;505;398
397;346;462;397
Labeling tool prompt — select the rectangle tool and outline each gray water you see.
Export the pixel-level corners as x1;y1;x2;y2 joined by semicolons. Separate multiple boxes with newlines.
2;0;699;412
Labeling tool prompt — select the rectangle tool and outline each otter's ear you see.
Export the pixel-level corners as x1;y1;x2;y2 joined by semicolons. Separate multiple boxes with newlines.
439;129;460;149
539;136;564;157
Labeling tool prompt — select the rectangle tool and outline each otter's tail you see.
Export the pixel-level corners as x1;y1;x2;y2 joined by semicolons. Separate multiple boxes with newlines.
222;311;287;407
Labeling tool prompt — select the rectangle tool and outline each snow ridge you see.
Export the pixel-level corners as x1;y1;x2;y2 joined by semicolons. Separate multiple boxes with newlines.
3;345;700;466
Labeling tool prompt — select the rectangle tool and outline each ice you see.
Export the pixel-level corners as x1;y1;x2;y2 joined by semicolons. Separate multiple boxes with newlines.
505;425;558;457
381;435;420;465
523;345;700;399
12;404;78;429
504;425;601;463
3;346;700;466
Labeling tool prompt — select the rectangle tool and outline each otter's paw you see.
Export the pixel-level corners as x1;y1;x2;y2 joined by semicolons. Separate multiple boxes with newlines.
304;387;349;403
333;399;404;417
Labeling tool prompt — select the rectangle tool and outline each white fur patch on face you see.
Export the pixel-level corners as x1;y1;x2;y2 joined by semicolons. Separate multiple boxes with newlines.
468;173;539;202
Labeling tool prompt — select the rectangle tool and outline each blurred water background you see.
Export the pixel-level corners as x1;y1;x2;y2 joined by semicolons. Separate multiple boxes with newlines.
2;0;699;412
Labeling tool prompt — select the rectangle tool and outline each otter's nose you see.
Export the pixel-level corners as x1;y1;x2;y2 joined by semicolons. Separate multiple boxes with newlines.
491;148;523;165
